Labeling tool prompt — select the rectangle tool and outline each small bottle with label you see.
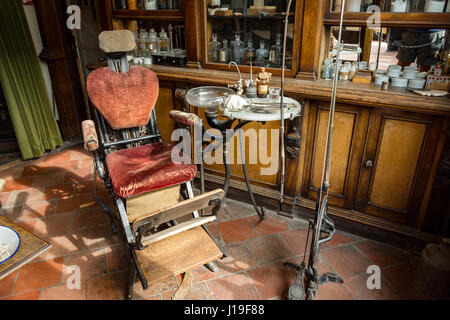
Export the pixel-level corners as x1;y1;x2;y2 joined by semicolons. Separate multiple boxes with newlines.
208;33;221;63
269;33;282;67
159;27;169;52
243;39;255;65
255;41;268;67
218;39;231;64
255;67;272;98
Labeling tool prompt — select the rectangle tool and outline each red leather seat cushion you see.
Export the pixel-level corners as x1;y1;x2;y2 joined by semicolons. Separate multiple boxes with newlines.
105;142;197;198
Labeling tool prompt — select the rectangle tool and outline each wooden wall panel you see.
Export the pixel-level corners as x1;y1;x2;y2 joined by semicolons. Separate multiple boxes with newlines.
311;109;355;196
196;108;280;188
301;102;369;208
355;109;443;226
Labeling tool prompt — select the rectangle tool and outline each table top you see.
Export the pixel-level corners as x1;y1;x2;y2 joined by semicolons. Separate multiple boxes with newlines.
0;216;50;280
221;96;302;122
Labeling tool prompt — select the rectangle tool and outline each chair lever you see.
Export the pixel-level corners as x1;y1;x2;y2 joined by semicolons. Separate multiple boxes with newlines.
208;198;222;216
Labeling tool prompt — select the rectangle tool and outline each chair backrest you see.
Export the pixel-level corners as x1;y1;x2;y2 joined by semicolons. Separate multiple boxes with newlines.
86;29;164;155
87;66;159;130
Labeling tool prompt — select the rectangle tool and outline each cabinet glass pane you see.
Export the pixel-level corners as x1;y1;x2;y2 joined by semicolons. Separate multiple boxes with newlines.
206;0;296;69
331;0;450;13
322;26;449;84
113;0;181;10
113;19;187;66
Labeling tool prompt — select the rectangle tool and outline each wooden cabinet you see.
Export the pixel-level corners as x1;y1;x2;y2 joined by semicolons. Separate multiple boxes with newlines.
301;100;446;228
355;108;443;225
301;102;369;209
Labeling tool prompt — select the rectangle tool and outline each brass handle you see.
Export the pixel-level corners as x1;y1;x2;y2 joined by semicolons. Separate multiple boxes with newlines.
364;160;373;168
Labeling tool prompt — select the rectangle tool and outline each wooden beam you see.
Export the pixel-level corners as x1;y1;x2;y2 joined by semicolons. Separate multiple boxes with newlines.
33;0;87;140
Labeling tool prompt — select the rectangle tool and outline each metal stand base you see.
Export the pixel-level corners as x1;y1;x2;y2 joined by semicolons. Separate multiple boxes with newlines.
284;262;343;300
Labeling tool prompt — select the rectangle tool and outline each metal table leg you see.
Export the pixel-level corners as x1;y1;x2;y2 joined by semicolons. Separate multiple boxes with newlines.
238;128;267;220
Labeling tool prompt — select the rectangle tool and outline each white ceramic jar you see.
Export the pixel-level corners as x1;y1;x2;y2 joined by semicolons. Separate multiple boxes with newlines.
404;66;418;72
345;0;362;12
404;70;419;79
408;78;426;89
391;0;408;12
391;77;409;87
424;0;445;12
375;74;390;85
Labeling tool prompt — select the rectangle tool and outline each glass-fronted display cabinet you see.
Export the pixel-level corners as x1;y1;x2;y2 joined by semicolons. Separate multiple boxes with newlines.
201;0;301;76
330;0;450;13
108;0;187;66
324;0;450;27
112;0;182;10
320;0;450;89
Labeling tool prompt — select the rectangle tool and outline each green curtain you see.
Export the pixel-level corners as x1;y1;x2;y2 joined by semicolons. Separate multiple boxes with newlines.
0;0;63;160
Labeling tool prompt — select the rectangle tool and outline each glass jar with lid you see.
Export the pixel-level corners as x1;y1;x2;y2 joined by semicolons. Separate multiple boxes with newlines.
424;0;446;12
159;28;169;52
208;33;221;63
255;41;269;67
147;28;159;54
219;39;231;64
231;33;245;65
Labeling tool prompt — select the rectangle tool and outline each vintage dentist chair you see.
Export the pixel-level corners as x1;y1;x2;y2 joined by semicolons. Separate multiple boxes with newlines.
81;30;224;298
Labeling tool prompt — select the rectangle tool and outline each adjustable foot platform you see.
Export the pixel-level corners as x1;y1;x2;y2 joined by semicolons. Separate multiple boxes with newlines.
134;226;223;288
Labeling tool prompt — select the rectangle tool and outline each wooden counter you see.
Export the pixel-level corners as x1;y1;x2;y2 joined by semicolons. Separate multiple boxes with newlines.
87;62;450;116
86;62;450;243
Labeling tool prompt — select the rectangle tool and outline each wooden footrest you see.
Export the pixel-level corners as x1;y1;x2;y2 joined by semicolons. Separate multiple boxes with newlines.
141;215;217;246
134;226;222;287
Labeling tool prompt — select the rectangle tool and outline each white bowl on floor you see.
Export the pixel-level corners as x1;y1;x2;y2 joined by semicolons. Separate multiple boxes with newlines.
0;226;21;264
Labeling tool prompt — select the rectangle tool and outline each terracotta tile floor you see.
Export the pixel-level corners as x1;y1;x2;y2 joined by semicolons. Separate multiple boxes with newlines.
0;145;427;300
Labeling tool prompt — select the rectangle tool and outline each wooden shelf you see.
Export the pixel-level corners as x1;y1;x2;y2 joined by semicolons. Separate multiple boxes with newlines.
207;13;295;20
324;12;450;28
112;9;184;21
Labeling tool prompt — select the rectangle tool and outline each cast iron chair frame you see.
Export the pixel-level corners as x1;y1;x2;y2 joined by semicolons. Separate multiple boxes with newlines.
86;61;225;297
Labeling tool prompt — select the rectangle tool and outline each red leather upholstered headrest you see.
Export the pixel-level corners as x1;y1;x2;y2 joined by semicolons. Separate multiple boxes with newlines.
87;67;159;130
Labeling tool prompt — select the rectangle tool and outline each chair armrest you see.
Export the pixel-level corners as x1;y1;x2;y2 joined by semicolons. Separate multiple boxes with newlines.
81;120;99;152
169;110;202;126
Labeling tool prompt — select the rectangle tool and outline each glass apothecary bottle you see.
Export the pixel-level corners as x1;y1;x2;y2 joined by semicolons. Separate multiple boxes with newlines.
208;33;221;63
231;33;245;65
255;41;269;67
147;28;159;54
141;0;158;10
269;33;282;68
114;0;127;9
204;0;297;74
345;0;363;12
389;0;409;12
159;28;169;52
243;39;255;65
137;29;148;54
218;39;231;64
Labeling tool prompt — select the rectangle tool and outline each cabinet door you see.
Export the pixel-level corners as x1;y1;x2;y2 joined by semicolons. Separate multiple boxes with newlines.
301;102;369;208
355;109;442;225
